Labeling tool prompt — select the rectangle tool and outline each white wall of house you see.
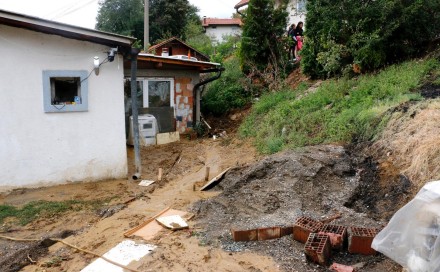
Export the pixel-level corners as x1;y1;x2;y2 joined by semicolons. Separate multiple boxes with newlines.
0;24;128;188
273;0;306;28
205;26;242;44
286;0;306;28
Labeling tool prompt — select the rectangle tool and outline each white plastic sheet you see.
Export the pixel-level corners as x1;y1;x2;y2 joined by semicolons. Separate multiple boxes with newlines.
372;180;440;272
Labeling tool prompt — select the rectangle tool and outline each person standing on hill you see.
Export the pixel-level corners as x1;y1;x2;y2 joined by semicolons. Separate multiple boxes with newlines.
287;23;297;60
294;21;304;60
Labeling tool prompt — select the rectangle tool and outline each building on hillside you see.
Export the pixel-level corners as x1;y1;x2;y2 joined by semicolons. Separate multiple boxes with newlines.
234;0;306;27
201;17;242;44
0;9;135;188
127;39;222;137
147;37;210;62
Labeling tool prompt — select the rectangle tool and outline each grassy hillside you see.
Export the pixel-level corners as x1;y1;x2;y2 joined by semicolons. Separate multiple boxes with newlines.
240;58;439;154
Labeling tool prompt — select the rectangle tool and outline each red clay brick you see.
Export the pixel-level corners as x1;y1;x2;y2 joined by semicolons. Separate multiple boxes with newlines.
293;216;324;243
304;233;331;266
280;226;293;237
348;227;379;255
318;224;347;250
329;263;355;272
258;227;281;240
231;229;258;242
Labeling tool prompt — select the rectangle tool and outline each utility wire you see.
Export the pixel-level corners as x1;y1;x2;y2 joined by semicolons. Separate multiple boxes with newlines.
52;0;98;20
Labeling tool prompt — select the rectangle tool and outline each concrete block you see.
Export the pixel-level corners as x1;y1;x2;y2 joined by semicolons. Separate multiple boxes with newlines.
304;233;331;266
156;132;180;145
348;227;379;255
293;216;324;244
231;229;258;242
258;227;281;240
318;224;347;250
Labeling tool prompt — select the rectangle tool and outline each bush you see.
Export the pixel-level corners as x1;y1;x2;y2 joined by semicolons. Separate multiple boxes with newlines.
202;56;250;116
302;0;440;78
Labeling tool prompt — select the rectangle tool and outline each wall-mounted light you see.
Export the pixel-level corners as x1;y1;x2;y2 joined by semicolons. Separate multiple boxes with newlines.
94;56;100;75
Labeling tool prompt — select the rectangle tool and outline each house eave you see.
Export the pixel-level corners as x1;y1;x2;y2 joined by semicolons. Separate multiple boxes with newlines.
137;54;221;71
0;9;135;49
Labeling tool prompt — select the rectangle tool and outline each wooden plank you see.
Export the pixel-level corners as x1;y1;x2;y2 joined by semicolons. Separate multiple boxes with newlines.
123;207;170;237
200;167;232;191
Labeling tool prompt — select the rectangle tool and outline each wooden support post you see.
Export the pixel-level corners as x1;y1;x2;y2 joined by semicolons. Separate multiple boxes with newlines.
204;167;210;181
158;168;163;181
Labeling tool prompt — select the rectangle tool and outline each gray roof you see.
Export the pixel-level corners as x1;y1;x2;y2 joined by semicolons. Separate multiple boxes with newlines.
0;9;135;49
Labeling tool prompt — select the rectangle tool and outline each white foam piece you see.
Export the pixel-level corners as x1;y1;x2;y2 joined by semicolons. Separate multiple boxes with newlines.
81;240;156;272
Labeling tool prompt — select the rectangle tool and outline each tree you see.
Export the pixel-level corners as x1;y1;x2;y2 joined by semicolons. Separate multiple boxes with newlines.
149;0;199;43
239;0;288;75
96;0;143;39
96;0;200;44
302;0;440;78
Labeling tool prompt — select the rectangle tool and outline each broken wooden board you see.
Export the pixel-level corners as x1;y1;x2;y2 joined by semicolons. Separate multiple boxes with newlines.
123;207;192;241
138;180;155;187
156;215;189;230
200;167;232;191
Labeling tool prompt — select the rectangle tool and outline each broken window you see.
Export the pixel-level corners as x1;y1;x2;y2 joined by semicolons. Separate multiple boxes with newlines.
43;70;88;112
50;77;81;105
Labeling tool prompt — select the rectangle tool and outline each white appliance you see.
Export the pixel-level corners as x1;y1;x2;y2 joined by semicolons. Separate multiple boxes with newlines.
128;114;158;146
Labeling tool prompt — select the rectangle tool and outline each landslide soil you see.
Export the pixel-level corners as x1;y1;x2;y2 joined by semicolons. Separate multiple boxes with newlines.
1;137;279;272
0;137;405;272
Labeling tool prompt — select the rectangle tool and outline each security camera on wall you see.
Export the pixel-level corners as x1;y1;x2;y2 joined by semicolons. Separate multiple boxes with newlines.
108;47;118;62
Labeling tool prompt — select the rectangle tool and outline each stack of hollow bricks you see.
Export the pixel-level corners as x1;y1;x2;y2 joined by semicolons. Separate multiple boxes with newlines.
231;216;380;267
175;77;194;134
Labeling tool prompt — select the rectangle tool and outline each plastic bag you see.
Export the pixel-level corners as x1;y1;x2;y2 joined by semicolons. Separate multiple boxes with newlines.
372;180;440;272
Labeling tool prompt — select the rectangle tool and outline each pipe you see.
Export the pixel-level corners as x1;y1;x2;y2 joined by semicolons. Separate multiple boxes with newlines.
236;8;245;17
144;0;149;51
130;47;141;179
192;67;225;126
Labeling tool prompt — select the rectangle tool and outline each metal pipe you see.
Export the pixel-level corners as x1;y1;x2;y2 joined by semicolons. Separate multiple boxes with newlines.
192;67;225;125
130;47;141;179
144;0;149;51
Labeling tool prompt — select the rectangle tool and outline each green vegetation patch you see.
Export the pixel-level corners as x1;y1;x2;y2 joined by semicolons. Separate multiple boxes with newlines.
0;198;111;226
202;56;251;116
240;58;439;154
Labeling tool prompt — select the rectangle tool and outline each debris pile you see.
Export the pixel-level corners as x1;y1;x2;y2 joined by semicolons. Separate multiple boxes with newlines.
192;145;401;271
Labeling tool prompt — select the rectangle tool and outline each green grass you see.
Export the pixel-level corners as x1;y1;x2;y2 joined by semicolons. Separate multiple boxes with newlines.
240;58;439;154
0;198;112;226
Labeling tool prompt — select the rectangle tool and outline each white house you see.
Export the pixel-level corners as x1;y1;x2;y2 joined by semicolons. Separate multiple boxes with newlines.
0;9;135;189
234;0;306;28
202;17;242;44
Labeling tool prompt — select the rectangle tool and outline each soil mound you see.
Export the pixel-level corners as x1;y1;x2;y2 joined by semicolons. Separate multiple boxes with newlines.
191;145;400;271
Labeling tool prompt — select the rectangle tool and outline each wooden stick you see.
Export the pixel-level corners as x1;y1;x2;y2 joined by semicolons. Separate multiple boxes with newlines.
50;238;141;272
320;212;342;224
0;235;39;242
0;234;141;272
158;168;163;181
204;167;210;181
123;207;171;237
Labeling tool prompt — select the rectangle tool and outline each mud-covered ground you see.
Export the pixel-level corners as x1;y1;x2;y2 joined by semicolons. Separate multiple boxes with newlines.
0;140;412;272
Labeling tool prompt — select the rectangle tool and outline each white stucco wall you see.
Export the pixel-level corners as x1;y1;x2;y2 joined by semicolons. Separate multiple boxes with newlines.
0;24;128;188
287;0;306;28
205;26;242;44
